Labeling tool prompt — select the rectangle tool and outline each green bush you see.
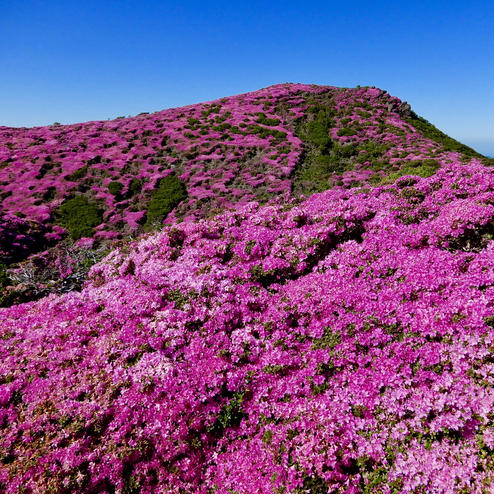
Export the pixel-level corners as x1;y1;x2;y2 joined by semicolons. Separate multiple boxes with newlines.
337;127;357;137
65;165;88;182
333;142;360;159
128;179;143;197
212;122;232;132
108;181;123;196
208;390;247;436
356;141;391;163
356;109;371;118
294;103;362;194
400;159;440;178
87;155;102;165
383;159;441;184
0;263;16;308
42;187;57;201
295;475;329;494
307;120;331;150
313;155;346;175
143;174;187;231
0;262;9;289
55;196;103;240
305;108;334;151
255;113;281;126
405;112;491;163
244;125;286;139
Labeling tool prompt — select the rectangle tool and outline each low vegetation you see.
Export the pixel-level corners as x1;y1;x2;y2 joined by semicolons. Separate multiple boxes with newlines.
55;196;103;240
143;174;187;230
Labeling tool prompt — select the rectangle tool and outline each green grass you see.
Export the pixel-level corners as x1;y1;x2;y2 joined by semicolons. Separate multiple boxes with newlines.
382;159;441;184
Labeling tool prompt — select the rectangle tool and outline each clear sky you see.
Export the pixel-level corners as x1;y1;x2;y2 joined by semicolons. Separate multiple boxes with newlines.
1;0;492;155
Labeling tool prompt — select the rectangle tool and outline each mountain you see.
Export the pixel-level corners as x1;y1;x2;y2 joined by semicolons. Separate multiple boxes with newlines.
0;83;491;303
0;84;493;492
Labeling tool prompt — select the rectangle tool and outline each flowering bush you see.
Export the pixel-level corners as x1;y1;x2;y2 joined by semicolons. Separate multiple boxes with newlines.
143;174;187;231
0;159;494;492
0;214;49;263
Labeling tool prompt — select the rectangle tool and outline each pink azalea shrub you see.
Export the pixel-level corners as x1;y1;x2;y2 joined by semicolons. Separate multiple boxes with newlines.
0;214;50;263
1;83;481;240
1;160;494;492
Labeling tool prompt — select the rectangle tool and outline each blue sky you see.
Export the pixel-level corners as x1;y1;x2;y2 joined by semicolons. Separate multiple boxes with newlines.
1;0;492;155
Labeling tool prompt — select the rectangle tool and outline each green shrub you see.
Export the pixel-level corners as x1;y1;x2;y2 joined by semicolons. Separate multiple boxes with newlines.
212;122;232;132
307;119;331;149
354;100;373;111
333;142;360;159
244;125;286;139
55;196;103;240
87;155;102;165
108;181;123;196
255;113;281;126
0;262;9;289
128;179;143;197
42;187;57;201
143;174;187;231
337;127;357;137
356;141;391;163
0;263;16;308
65;165;88;182
208;390;247;436
295;475;329;494
356;109;371;118
305;107;334;151
201;104;221;118
314;155;346;175
383;159;441;184
400;159;440;178
311;326;341;350
405;112;491;163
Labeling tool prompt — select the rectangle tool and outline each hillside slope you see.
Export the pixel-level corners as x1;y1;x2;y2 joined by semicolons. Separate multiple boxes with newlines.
1;85;494;493
0;84;490;302
1;160;494;493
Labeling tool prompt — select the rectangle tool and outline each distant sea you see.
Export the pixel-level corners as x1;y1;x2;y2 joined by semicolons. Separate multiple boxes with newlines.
462;140;494;157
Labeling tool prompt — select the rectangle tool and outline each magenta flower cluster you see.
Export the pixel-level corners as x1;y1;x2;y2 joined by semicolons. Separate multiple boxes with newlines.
0;84;322;235
0;214;48;263
1;157;493;492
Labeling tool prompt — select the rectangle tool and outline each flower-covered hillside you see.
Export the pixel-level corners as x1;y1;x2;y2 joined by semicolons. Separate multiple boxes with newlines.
1;83;491;303
1;158;494;493
0;84;488;236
